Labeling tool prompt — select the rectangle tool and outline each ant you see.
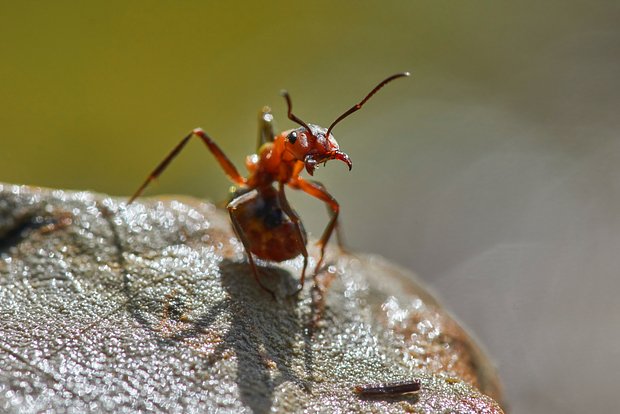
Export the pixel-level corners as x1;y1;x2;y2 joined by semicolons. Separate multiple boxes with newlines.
129;72;409;297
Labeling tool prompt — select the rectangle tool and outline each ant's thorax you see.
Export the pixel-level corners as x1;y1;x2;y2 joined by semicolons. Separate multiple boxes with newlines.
244;135;302;189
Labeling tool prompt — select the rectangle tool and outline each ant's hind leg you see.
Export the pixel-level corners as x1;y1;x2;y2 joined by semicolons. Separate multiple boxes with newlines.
257;106;275;149
228;191;276;299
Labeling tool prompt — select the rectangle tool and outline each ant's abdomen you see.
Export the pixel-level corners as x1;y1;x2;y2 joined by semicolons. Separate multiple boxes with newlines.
229;187;307;262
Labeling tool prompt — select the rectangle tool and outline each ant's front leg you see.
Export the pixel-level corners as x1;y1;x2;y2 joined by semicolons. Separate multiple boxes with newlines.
129;128;246;203
289;177;339;274
309;180;347;252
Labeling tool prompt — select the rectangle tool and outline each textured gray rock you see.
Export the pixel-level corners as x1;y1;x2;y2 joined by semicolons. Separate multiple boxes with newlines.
0;183;504;413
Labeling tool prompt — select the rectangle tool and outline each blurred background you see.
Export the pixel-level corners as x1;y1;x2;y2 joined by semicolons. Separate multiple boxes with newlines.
1;1;619;412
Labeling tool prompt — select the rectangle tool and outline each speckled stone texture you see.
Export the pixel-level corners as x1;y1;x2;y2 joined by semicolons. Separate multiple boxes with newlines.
0;183;504;413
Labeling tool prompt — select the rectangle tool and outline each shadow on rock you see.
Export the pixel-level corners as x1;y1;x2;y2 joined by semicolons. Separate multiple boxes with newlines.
125;256;310;414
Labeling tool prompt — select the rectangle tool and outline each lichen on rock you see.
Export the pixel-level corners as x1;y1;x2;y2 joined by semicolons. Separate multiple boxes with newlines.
0;183;504;413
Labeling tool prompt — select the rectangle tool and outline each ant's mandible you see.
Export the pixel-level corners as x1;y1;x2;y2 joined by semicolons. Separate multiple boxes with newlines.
129;72;409;297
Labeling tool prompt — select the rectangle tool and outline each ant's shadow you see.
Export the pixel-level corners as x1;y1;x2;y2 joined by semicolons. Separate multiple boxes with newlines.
127;258;312;414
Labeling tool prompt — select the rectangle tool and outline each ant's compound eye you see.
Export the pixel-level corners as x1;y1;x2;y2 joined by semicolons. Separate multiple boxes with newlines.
287;131;298;144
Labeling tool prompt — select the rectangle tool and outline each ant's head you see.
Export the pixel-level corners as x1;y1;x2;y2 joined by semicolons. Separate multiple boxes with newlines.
282;123;351;176
281;72;409;176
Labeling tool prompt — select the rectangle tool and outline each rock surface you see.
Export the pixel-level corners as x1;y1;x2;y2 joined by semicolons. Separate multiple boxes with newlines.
0;183;504;413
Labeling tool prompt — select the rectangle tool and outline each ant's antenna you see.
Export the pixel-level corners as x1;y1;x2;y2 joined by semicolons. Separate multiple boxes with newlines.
281;90;313;135
325;72;410;138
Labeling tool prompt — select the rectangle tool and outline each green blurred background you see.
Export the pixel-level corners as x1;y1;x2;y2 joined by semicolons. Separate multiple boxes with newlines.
2;2;619;413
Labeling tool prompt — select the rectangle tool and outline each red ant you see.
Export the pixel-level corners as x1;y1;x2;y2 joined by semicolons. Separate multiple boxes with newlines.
129;72;409;297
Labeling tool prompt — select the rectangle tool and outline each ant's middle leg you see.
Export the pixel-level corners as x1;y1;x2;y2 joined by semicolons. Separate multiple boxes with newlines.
277;182;309;294
129;128;246;204
257;106;275;149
